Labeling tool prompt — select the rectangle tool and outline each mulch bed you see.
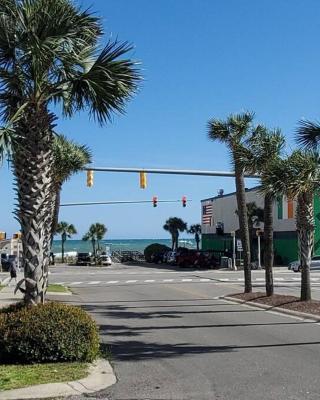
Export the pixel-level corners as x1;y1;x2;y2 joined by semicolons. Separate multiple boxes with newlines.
229;292;320;316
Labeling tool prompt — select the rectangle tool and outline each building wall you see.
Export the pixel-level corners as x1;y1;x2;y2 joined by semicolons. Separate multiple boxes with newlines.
201;187;303;265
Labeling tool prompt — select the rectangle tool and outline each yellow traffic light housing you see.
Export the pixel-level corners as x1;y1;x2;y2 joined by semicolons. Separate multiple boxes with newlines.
87;170;94;187
140;172;147;189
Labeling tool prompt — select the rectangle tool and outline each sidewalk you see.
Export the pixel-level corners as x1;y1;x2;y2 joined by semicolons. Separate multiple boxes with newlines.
0;274;23;308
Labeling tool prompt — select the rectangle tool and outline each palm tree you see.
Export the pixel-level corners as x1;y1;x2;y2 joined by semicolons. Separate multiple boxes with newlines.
208;112;254;293
237;126;285;296
83;223;107;263
188;224;201;250
236;202;264;260
262;151;320;301
0;0;140;304
163;218;187;250
55;222;77;263
51;135;91;240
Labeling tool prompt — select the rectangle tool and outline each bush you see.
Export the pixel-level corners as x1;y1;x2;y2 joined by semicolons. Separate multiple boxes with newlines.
0;302;99;364
144;243;171;262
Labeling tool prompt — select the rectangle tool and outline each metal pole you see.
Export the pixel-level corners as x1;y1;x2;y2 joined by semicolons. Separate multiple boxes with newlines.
258;234;261;269
233;235;237;271
84;166;259;179
61;199;192;207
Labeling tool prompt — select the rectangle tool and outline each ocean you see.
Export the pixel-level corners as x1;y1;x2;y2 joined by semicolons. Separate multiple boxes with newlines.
52;238;196;255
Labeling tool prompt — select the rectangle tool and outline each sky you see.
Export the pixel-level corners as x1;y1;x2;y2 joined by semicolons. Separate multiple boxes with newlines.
1;0;320;239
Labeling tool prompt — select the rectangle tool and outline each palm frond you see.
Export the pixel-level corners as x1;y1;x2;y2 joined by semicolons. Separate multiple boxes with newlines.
296;120;320;150
61;41;140;124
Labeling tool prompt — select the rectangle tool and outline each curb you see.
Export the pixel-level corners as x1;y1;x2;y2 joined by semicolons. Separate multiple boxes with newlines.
0;358;116;399
222;296;320;321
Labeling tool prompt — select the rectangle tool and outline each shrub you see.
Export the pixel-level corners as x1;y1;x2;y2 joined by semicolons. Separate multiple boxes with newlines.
0;302;99;364
144;243;171;262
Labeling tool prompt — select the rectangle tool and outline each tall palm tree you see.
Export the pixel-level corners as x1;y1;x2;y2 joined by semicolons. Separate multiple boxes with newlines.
188;224;201;251
55;221;77;263
237;126;285;295
51;135;91;239
83;223;107;263
163;217;187;250
236;202;264;261
0;0;140;304
262;151;320;301
208;112;254;293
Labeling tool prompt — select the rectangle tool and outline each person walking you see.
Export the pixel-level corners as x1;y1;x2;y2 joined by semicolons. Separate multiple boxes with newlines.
8;257;17;286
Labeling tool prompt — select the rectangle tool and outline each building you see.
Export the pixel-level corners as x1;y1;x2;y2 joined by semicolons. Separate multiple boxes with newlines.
201;187;320;265
0;232;22;267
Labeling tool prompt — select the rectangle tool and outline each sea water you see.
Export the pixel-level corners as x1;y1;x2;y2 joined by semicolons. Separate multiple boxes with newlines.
52;238;196;255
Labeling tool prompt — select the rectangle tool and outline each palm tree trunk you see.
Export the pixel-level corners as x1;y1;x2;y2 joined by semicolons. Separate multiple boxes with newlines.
297;192;314;301
51;183;62;242
264;193;274;296
12;106;56;304
92;239;96;264
171;234;174;250
195;233;200;251
234;161;252;293
61;237;65;263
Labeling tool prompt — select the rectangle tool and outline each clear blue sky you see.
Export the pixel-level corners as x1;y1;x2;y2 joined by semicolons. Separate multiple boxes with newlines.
1;0;320;239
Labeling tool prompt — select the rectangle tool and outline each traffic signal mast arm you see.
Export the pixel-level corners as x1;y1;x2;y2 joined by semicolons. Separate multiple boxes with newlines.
61;199;192;207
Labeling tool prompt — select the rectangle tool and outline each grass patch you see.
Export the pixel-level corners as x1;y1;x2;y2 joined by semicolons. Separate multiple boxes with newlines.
0;285;4;291
0;362;89;391
47;284;69;293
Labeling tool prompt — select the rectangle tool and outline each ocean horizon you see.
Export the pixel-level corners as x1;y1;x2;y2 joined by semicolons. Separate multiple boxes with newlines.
52;238;196;255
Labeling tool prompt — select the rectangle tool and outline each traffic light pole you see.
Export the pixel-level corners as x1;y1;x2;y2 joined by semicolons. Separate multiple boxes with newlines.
61;199;192;207
84;166;259;178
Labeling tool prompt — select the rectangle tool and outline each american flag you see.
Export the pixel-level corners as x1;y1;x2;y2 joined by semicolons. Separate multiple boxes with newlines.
202;203;213;225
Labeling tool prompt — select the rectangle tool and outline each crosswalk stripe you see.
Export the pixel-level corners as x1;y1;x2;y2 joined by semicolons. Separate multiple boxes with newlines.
256;278;264;281
163;279;174;282
275;278;284;281
126;280;138;283
88;281;101;285
144;280;155;283
237;278;244;281
107;281;119;284
182;279;193;282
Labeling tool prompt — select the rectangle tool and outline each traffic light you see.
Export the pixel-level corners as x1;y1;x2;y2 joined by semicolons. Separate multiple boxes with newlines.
182;196;187;207
86;170;94;187
152;196;158;207
139;172;147;189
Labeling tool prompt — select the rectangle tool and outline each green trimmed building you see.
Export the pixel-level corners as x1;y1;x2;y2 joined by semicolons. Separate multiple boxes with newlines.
201;187;320;265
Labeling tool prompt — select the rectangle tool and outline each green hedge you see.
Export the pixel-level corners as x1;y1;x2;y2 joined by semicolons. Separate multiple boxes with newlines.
0;302;99;364
144;243;171;262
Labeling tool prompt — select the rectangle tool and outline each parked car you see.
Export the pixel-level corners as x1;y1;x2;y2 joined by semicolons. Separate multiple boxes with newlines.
150;252;167;264
99;254;112;266
289;256;320;272
166;251;177;265
176;249;199;267
194;251;218;269
76;252;92;266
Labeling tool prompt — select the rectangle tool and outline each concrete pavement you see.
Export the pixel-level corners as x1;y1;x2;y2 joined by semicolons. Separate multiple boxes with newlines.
47;263;320;400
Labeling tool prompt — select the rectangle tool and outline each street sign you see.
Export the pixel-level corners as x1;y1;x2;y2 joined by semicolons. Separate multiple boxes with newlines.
236;239;243;251
256;229;264;236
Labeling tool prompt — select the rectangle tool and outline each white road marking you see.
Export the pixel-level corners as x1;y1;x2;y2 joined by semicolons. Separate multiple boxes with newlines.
255;278;264;281
275;278;284;281
163;279;174;282
107;281;119;284
126;280;138;283
144;280;155;283
311;278;319;281
220;278;229;281
237;278;244;281
69;282;82;285
181;279;193;282
88;281;101;285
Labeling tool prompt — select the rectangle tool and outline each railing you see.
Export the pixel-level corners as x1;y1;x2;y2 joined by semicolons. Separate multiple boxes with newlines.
111;250;145;263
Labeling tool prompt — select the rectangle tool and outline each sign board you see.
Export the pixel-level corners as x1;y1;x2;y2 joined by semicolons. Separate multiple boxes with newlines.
236;239;243;251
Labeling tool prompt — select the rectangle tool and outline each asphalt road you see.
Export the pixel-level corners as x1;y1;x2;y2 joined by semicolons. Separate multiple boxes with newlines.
48;264;320;400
